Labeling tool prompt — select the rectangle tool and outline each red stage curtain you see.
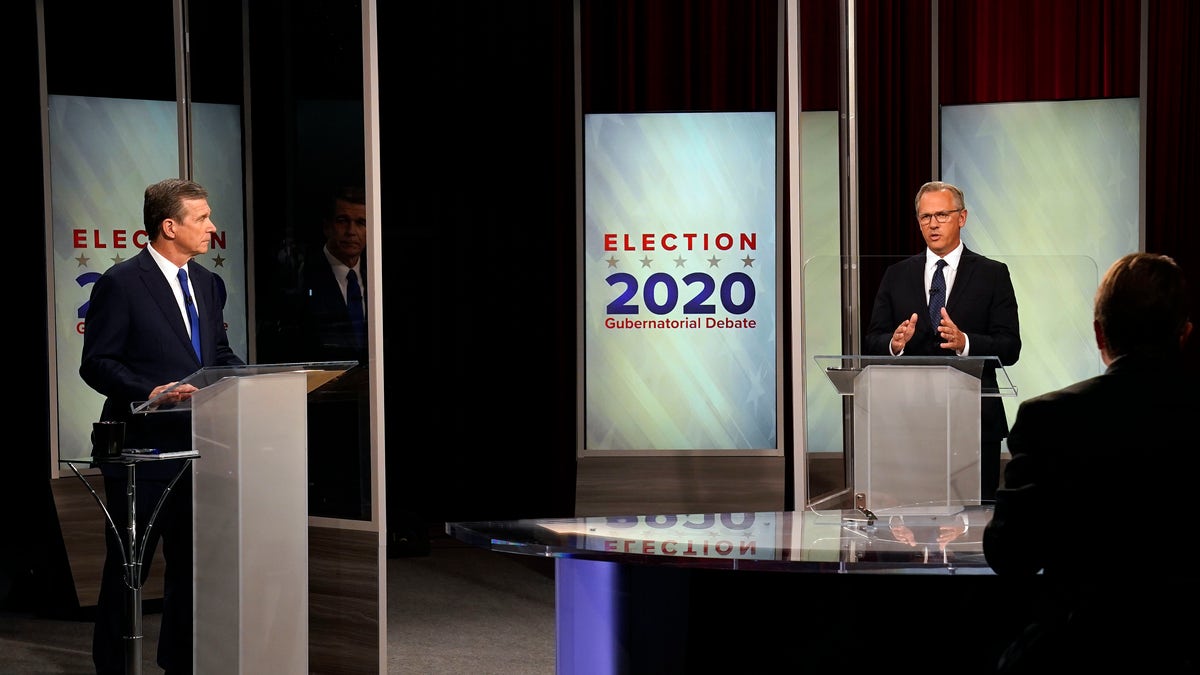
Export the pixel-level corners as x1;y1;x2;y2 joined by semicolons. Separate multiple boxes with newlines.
939;0;1139;104
580;0;777;113
1145;0;1200;372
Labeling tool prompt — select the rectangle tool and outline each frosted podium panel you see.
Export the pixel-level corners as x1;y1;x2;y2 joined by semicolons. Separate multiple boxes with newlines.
192;370;310;674
815;356;1012;515
853;365;981;513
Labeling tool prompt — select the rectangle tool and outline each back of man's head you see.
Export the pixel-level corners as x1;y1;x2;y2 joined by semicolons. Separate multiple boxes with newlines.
1094;252;1191;357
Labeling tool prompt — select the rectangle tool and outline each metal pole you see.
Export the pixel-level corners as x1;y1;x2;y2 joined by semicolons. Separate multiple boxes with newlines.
124;464;142;675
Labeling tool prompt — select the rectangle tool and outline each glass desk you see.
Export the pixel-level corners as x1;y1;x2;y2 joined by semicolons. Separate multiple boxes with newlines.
448;505;1044;674
62;451;197;675
447;505;994;574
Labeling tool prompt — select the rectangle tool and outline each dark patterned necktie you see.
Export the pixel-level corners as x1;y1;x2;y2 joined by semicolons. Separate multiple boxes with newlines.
928;259;947;332
346;268;366;348
177;267;202;362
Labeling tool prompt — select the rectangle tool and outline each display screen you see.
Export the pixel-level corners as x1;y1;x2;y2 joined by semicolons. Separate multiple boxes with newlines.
582;112;778;454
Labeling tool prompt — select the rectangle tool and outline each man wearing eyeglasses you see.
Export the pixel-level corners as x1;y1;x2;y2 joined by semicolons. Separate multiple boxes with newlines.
864;181;1022;501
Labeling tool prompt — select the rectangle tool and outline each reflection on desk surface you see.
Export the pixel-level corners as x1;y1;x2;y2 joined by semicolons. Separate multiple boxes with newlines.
446;503;994;574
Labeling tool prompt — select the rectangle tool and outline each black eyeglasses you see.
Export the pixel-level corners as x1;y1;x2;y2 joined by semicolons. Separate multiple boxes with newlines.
918;209;962;225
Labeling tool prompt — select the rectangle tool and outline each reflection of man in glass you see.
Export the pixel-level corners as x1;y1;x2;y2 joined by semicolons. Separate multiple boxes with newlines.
300;185;368;363
299;186;372;521
888;513;968;550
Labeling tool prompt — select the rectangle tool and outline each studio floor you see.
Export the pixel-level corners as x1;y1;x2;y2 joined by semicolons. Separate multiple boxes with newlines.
0;533;557;675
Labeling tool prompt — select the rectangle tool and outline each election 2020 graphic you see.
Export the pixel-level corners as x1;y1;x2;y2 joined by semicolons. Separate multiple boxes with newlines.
584;112;776;452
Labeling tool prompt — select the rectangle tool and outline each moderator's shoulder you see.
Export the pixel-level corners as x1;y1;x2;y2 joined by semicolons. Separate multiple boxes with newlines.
1017;375;1103;409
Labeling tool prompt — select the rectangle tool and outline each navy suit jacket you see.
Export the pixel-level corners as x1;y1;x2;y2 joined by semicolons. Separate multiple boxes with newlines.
298;247;367;364
981;349;1198;670
864;247;1021;440
984;349;1196;576
80;248;244;460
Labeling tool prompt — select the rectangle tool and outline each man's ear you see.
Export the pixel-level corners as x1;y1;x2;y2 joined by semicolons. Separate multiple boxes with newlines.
1182;320;1194;349
1094;319;1112;365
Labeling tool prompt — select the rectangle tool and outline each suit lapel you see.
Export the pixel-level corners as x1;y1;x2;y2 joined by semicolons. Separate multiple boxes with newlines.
138;251;199;362
908;255;927;301
947;247;977;313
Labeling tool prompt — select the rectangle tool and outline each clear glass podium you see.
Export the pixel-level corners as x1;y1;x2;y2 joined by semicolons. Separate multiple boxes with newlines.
136;361;357;674
815;355;1015;515
129;361;357;416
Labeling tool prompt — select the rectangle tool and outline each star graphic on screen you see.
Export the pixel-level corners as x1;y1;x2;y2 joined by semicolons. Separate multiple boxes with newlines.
605;256;620;268
741;255;755;268
111;254;124;265
212;253;226;268
673;256;687;268
639;256;654;268
706;255;721;268
75;254;90;268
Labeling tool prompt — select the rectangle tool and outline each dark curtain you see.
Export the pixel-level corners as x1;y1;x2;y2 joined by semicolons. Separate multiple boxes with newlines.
580;0;777;113
855;0;934;261
1145;0;1200;373
853;0;935;345
939;0;1140;104
799;0;841;111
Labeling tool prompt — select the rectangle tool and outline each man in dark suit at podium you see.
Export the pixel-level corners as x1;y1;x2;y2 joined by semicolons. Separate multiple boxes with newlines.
864;181;1022;501
984;252;1196;672
80;178;244;674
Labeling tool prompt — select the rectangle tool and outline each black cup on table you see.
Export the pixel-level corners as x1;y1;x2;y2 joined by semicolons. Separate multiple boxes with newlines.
91;421;125;459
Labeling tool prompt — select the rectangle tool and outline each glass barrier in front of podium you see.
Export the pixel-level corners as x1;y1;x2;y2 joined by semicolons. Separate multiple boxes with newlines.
131;360;369;521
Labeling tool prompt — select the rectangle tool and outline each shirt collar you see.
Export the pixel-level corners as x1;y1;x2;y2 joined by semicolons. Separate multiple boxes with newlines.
926;243;964;270
322;244;361;280
146;242;188;280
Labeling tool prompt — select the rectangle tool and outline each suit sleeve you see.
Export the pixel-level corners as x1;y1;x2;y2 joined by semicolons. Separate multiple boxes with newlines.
864;266;902;355
967;261;1021;366
79;271;160;403
982;398;1050;576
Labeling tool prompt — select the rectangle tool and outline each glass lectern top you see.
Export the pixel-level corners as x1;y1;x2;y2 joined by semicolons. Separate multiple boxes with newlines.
447;503;995;574
130;360;359;415
814;354;1016;397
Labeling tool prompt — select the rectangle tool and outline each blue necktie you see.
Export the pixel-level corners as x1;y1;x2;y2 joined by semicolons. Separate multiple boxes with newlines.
177;268;202;363
928;259;947;334
346;268;366;349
